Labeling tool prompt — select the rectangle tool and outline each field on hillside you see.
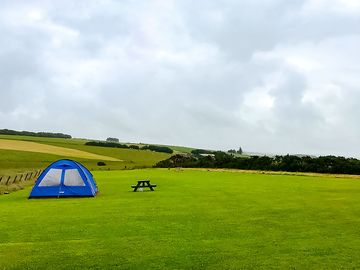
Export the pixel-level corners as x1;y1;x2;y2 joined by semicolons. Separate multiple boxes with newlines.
0;135;170;175
1;169;360;269
0;139;121;161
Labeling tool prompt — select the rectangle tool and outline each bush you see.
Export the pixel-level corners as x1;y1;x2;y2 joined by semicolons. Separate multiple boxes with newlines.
85;141;129;148
191;149;214;155
155;153;360;175
0;129;71;139
85;141;173;154
141;145;173;154
97;161;106;166
106;137;119;143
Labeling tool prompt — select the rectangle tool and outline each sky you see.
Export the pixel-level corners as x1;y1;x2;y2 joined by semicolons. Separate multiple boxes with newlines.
0;0;360;157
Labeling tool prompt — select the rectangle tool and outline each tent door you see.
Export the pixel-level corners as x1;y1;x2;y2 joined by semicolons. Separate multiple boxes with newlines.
58;169;66;197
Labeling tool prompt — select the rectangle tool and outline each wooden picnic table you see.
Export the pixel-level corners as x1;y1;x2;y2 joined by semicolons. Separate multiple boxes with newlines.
131;180;157;192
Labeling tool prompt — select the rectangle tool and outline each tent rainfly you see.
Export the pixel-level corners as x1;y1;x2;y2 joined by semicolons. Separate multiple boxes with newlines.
29;159;98;198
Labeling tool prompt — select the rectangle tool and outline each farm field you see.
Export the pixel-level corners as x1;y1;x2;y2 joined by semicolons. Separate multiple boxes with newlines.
0;134;191;155
0;139;120;161
0;135;171;175
1;169;360;269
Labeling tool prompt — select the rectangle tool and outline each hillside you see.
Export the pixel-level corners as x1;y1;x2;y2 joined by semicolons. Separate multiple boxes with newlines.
0;135;171;175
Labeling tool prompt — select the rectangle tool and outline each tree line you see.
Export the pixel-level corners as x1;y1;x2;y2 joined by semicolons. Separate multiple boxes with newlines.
155;152;360;175
85;141;174;154
191;146;243;155
0;129;72;139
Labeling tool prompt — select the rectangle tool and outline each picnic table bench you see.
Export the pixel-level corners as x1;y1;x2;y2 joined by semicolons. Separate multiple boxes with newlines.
131;180;157;192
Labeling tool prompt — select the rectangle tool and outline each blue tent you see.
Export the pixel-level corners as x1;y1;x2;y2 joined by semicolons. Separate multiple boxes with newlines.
29;159;98;198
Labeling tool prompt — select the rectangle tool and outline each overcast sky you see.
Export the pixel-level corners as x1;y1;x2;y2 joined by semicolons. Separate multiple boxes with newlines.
1;0;360;156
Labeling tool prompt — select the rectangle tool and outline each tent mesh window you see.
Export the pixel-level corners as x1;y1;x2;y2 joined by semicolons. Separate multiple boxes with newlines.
38;169;62;186
64;169;85;186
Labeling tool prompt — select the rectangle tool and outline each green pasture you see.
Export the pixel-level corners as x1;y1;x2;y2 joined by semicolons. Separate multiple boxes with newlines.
0;135;87;145
0;148;169;175
1;169;360;269
0;134;190;155
0;135;171;175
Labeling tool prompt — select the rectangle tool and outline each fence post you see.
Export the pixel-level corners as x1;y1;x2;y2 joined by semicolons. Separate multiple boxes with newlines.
0;176;5;185
6;176;13;185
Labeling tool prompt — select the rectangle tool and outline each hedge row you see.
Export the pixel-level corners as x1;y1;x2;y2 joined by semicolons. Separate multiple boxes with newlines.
0;129;71;139
85;141;173;154
156;152;360;175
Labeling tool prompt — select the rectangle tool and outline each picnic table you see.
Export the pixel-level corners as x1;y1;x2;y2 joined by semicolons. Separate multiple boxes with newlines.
131;180;157;192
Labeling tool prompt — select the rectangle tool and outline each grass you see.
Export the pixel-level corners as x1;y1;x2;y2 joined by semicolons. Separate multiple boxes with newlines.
1;169;360;269
0;135;195;154
0;139;120;161
0;135;171;175
0;135;88;145
160;144;195;153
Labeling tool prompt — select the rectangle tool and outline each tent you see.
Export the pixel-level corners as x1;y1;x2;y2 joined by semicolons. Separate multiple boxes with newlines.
29;159;98;198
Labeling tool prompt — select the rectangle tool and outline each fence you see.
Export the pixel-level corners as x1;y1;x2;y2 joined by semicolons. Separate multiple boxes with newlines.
0;169;43;186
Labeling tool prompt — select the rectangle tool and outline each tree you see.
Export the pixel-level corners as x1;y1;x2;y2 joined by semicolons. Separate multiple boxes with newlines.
237;147;243;155
142;145;174;154
106;137;119;143
155;153;360;175
191;149;214;155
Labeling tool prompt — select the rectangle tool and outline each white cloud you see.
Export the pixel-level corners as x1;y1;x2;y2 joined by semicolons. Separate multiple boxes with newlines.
304;0;360;13
0;0;360;157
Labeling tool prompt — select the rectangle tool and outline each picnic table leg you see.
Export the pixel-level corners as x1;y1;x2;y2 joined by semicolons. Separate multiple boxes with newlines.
133;184;139;192
145;182;154;191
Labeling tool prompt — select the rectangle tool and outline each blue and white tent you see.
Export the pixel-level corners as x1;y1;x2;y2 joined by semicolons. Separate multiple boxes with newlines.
29;159;98;198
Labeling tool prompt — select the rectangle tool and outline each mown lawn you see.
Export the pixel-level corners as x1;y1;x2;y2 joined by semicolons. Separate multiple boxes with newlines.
1;169;360;269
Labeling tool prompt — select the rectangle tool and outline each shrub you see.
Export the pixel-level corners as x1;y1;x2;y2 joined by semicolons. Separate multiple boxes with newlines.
141;145;173;154
191;149;214;155
106;137;119;143
85;141;129;148
155;153;360;175
0;129;71;139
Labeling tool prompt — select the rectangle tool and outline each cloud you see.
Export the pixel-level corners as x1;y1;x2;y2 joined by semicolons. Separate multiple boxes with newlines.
0;0;360;157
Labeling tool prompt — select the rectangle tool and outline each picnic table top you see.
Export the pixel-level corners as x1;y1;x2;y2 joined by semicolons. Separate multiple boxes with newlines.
137;180;150;183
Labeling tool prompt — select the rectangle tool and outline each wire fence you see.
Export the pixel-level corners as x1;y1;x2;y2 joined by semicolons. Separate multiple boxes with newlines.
0;169;43;186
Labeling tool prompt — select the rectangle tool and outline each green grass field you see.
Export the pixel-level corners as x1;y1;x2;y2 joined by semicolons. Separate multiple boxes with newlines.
0;135;171;175
1;169;360;269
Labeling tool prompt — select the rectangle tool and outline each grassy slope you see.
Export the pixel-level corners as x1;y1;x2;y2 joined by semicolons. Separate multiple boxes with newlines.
0;135;87;145
0;135;195;154
0;135;171;175
0;139;121;161
0;169;359;269
160;144;194;153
